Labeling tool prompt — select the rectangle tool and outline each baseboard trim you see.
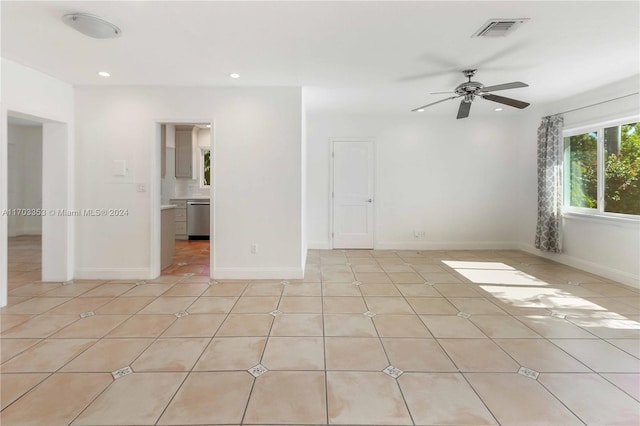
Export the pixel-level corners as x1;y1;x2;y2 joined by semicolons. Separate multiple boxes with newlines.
518;243;640;289
308;241;519;250
21;229;42;236
308;241;331;250
375;241;519;250
213;267;304;280
74;268;152;280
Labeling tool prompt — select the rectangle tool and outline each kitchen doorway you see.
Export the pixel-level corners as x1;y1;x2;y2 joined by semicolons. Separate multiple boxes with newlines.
153;121;214;280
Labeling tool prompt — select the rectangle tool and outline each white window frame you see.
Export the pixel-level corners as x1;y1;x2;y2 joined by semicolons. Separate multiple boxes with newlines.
562;114;640;223
199;147;210;189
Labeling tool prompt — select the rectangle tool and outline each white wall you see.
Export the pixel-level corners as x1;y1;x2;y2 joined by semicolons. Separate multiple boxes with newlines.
1;59;75;306
517;75;640;287
307;113;522;249
7;123;43;236
74;86;303;279
301;90;308;270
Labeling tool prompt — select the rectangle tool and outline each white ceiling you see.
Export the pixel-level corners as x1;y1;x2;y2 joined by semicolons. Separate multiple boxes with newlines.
2;1;638;115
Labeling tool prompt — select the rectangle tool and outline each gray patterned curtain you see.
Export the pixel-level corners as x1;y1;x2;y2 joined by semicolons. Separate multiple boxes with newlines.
535;114;564;252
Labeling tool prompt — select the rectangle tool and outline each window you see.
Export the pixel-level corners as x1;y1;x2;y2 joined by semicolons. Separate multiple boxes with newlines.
200;148;210;188
564;119;640;216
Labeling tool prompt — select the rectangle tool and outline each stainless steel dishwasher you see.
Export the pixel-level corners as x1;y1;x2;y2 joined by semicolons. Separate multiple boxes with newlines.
187;200;210;240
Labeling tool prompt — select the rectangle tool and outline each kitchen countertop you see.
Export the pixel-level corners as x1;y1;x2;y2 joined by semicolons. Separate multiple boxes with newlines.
161;204;177;210
169;197;210;200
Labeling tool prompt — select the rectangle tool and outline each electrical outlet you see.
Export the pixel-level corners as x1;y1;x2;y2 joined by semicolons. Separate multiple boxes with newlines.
413;230;421;238
251;244;258;254
136;183;147;192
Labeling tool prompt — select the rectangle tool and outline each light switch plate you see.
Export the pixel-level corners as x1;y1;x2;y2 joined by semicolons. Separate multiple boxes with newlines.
112;160;128;177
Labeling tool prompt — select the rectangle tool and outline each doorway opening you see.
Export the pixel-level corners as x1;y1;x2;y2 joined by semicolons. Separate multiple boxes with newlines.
1;110;72;308
156;122;213;279
7;116;43;294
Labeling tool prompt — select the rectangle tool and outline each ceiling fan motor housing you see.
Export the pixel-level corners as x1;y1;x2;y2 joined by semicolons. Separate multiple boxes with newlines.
455;81;484;98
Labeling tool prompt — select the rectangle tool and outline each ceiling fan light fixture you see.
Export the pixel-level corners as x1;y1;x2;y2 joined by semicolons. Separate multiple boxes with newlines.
63;13;122;39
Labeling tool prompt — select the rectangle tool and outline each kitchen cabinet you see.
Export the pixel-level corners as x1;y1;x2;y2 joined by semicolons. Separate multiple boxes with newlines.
170;199;188;240
175;126;193;178
161;206;175;268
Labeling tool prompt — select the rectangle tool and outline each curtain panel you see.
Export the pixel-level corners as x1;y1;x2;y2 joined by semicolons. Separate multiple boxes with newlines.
535;114;564;253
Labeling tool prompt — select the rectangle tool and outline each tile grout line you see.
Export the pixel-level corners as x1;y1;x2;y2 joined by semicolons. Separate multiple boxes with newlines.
320;271;329;425
151;279;247;426
63;273;204;425
4;244;639;425
361;260;416;426
65;278;193;426
237;280;283;426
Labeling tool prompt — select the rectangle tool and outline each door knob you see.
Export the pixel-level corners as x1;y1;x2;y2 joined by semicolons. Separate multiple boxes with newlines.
367;198;373;203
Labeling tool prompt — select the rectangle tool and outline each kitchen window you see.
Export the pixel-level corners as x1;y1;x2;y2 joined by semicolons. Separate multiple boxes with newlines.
563;117;640;217
200;148;210;188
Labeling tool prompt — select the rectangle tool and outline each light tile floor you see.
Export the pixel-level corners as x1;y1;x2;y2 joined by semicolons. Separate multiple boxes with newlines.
1;237;639;425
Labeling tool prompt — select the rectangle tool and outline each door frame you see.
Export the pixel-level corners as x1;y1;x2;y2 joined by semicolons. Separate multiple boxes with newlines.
150;118;215;279
329;137;376;249
1;108;73;307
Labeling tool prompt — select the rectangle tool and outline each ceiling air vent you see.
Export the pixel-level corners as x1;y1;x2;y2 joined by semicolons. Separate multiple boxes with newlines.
473;18;529;37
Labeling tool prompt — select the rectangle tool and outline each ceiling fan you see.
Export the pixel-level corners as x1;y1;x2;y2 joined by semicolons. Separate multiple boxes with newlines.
411;69;530;119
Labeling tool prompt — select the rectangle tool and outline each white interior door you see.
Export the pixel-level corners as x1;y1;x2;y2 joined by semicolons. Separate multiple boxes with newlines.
332;140;374;249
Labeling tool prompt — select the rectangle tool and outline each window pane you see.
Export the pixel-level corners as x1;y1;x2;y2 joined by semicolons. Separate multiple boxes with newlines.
565;132;598;208
604;123;640;215
203;150;210;186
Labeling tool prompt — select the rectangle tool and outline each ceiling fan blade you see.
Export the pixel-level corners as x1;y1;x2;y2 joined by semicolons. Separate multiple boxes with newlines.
456;100;471;119
430;91;455;95
482;94;530;109
411;95;460;112
481;82;528;92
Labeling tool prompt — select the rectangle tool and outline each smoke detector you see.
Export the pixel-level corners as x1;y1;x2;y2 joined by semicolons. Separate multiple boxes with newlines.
473;18;529;37
63;13;122;39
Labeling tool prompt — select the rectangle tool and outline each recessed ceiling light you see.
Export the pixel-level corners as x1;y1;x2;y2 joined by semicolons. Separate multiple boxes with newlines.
417;109;425;112
495;108;503;111
63;13;121;39
97;71;111;77
229;73;240;79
